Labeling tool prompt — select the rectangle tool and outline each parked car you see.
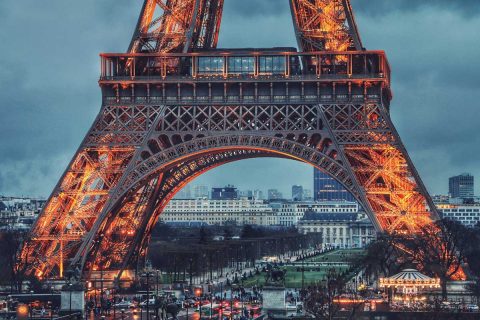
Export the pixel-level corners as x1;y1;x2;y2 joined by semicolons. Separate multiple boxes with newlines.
466;304;479;312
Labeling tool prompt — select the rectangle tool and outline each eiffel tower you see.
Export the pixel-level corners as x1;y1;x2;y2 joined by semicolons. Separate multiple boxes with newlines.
21;0;439;281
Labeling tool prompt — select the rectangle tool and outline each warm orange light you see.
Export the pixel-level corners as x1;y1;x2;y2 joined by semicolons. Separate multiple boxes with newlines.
17;304;29;319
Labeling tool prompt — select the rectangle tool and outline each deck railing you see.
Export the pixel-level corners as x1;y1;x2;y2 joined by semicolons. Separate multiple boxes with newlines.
99;50;390;86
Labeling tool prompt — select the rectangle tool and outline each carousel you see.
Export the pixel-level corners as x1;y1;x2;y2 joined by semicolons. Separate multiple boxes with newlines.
379;269;440;303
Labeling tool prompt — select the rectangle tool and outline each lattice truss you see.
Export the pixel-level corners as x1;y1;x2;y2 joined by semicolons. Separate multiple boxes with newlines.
118;104;358;200
290;0;362;51
22;148;134;278
322;103;435;233
21;105;161;278
130;0;361;53
83;149;272;274
129;0;224;53
72;103;364;275
345;146;433;233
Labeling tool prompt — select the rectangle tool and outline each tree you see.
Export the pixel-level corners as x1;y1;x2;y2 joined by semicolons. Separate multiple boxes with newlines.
355;233;402;281
304;269;345;320
223;226;233;240
403;219;471;299
198;226;210;244
464;224;480;306
240;225;264;238
0;231;32;292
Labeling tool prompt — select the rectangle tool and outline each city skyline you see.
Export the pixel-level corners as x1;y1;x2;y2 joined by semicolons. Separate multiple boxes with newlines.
0;0;479;198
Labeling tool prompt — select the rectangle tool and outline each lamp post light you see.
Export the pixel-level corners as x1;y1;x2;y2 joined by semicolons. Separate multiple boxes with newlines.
100;264;104;315
68;283;73;315
229;286;233;320
141;271;154;320
113;285;116;319
29;290;34;320
50;286;54;320
156;269;160;298
146;272;150;320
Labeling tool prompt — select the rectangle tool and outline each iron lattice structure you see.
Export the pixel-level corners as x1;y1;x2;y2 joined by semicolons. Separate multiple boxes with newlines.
21;0;439;281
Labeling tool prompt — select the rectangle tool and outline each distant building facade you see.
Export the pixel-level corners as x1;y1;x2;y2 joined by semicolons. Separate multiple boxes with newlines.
303;189;313;201
298;211;375;248
239;190;254;199
193;185;209;199
267;189;283;200
314;169;355;202
437;203;480;227
270;201;359;227
253;189;265;200
211;185;238;200
175;184;192;199
449;173;474;201
432;194;451;205
0;197;46;231
292;185;304;201
161;198;276;226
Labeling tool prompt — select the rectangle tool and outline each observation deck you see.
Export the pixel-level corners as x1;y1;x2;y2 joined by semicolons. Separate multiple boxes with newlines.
99;49;391;106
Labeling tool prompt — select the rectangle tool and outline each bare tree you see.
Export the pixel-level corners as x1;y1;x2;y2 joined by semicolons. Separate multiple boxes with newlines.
402;219;471;299
0;231;33;292
304;269;345;320
355;233;403;281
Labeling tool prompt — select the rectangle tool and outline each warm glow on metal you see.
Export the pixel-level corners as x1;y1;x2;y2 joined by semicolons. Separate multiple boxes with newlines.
19;0;444;281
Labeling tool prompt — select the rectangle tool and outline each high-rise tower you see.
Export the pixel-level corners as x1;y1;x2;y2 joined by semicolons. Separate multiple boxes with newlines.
449;173;474;201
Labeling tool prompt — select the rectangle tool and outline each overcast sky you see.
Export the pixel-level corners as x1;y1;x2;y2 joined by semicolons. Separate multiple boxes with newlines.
0;0;479;198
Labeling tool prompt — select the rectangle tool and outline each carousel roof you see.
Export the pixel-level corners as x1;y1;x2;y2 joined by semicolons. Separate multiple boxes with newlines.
379;269;440;287
387;269;434;281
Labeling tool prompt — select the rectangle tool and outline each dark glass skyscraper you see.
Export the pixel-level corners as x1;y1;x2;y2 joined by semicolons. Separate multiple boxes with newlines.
314;168;355;202
211;185;238;200
449;173;474;201
292;185;304;201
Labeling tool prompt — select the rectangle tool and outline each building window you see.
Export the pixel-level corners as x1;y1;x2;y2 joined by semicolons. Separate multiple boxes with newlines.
198;57;224;74
228;57;255;74
259;56;285;74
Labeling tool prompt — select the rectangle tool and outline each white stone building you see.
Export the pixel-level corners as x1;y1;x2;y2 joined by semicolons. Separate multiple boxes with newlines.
160;198;277;226
297;211;375;248
270;201;359;227
437;203;480;227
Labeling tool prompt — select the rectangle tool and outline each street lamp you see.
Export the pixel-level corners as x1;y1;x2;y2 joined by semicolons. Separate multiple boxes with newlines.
50;286;54;320
141;271;153;320
68;283;73;315
29;290;34;320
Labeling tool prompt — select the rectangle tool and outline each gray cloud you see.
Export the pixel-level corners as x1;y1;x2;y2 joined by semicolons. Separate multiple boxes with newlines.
0;0;479;198
225;0;480;18
353;0;480;18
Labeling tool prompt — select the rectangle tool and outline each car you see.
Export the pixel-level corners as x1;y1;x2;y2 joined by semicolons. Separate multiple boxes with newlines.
139;299;156;307
114;300;136;309
182;299;196;308
466;304;479;312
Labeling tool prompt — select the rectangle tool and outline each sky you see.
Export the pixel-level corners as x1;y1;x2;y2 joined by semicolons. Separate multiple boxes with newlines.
0;0;479;198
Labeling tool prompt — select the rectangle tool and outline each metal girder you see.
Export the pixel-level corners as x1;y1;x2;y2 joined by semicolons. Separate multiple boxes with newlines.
290;0;362;51
19;0;444;281
128;0;224;53
129;0;360;53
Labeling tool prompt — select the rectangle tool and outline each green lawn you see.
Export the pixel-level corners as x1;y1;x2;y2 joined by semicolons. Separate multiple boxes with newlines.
240;249;365;288
241;265;350;288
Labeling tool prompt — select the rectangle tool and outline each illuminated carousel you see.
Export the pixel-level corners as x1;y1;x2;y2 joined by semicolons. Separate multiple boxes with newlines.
380;269;440;303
